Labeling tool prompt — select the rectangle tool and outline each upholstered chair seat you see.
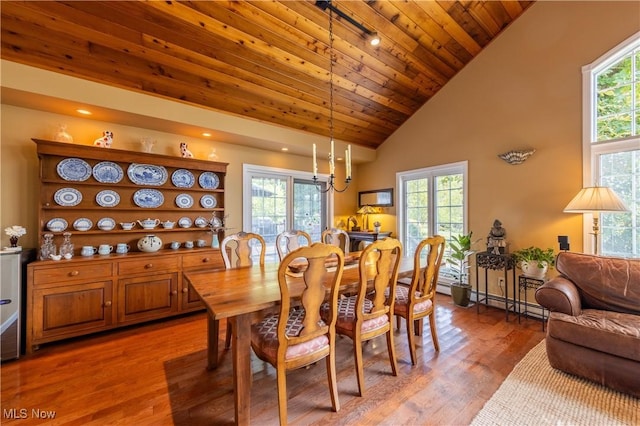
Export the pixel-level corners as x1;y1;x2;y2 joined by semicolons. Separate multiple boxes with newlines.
392;286;431;316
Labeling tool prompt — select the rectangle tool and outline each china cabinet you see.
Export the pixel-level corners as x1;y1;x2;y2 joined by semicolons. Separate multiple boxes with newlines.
26;139;228;353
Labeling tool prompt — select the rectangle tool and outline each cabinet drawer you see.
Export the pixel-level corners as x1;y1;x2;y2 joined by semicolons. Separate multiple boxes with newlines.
182;251;224;270
33;263;112;284
118;257;179;276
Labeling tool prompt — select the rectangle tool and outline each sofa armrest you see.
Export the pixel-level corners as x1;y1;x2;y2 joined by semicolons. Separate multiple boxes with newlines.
534;277;582;316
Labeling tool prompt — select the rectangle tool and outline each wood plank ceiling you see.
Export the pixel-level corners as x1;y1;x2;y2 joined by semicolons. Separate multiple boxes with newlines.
1;1;534;149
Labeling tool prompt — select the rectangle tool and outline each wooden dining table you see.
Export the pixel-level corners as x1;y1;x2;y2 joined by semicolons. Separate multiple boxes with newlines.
184;253;415;425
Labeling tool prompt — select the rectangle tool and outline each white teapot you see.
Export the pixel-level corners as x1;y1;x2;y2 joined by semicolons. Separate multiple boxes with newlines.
137;235;162;253
137;218;160;229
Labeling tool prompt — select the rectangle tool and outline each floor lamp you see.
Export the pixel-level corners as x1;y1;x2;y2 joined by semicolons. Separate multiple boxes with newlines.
563;186;629;255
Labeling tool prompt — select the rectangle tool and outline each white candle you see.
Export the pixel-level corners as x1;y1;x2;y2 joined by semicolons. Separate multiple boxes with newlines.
330;139;335;175
312;144;318;177
347;145;352;179
345;148;349;179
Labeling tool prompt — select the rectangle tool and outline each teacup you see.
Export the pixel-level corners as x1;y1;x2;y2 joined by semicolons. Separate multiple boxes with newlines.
116;243;130;254
196;239;206;248
81;246;97;256
98;244;113;255
63;253;73;260
162;221;175;229
170;241;180;250
185;240;194;249
120;222;136;230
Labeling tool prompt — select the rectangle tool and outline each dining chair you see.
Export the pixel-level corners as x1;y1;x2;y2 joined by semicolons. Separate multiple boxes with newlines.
220;231;266;350
393;235;445;365
276;229;312;261
321;228;350;254
323;237;402;397
250;243;345;425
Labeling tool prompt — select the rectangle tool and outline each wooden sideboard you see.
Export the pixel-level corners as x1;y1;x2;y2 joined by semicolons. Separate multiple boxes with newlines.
26;139;228;353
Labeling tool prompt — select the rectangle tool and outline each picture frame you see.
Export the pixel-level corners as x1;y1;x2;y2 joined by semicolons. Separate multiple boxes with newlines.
358;188;393;207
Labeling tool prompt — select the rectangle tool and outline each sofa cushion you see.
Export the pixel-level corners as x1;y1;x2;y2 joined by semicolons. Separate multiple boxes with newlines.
555;252;640;315
548;309;640;362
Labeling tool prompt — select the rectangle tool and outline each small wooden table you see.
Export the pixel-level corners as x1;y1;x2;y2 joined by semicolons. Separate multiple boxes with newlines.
346;230;392;252
184;255;414;425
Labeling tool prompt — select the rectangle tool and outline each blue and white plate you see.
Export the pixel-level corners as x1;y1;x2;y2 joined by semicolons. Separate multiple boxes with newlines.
199;172;220;189
46;218;68;232
194;216;208;228
73;217;93;231
133;189;164;208
57;158;91;182
97;217;116;231
96;190;120;207
178;217;192;228
127;163;168;186
171;169;195;188
175;193;194;208
54;188;82;206
93;161;124;183
200;194;217;209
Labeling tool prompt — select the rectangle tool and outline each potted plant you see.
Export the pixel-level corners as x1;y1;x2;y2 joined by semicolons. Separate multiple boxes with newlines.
447;232;477;307
512;246;555;279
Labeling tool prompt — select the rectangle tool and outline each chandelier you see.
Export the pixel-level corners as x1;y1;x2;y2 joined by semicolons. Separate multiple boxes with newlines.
312;4;352;193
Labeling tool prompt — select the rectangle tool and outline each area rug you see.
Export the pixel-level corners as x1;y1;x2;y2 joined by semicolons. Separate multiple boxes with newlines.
471;340;639;425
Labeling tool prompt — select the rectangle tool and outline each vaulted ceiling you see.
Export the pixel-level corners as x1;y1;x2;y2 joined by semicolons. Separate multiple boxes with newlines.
1;1;533;149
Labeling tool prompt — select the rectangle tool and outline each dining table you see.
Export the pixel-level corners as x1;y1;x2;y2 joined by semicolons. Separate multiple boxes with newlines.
184;252;415;425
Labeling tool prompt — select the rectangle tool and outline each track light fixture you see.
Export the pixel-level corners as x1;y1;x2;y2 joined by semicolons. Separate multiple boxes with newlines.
315;0;380;46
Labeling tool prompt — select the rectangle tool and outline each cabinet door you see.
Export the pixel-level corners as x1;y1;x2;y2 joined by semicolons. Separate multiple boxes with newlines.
180;251;224;311
117;273;178;324
32;281;114;342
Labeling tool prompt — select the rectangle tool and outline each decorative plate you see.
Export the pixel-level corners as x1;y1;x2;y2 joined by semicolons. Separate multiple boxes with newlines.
194;216;208;228
133;189;164;208
127;163;168;186
46;218;68;232
199;172;220;189
175;193;194;208
96;190;120;207
171;169;195;188
178;217;192;228
57;158;92;182
73;217;93;231
97;217;116;231
210;216;223;228
93;161;124;183
54;188;82;206
200;194;217;209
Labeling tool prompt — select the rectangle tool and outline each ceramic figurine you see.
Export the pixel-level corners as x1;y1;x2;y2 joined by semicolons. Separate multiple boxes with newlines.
140;137;156;153
180;142;194;158
54;124;74;143
208;148;218;161
94;131;114;148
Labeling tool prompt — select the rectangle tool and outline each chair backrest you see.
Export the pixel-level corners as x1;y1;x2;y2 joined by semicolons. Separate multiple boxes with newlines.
277;243;345;349
408;236;446;303
356;238;402;323
321;228;350;254
220;231;266;269
276;230;312;261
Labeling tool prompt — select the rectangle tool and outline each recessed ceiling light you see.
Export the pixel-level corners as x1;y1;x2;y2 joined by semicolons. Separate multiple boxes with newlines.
281;147;289;152
202;132;212;137
76;109;92;115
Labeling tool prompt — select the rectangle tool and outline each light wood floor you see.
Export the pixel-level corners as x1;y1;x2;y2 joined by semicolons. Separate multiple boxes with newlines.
1;298;545;425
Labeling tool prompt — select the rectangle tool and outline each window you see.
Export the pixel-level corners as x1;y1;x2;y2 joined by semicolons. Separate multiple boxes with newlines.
583;32;640;257
396;161;468;281
243;165;330;263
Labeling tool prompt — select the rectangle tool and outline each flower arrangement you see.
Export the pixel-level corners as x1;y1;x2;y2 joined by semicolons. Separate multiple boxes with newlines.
373;221;381;228
5;225;26;247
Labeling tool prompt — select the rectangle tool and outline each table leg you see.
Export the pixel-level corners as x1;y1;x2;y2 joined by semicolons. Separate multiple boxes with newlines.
232;314;252;426
206;315;219;370
504;268;509;321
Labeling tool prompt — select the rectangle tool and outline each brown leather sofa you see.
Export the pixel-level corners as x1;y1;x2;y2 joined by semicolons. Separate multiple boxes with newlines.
535;252;640;397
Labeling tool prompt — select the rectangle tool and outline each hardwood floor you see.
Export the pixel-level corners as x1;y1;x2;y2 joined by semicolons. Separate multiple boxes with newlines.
1;298;545;425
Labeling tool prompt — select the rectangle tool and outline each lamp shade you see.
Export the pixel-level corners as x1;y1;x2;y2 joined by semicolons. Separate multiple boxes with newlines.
563;186;629;213
357;205;377;215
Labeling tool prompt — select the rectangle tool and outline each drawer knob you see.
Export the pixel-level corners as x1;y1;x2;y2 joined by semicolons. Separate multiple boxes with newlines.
182;288;188;293
69;270;80;277
171;290;178;296
202;257;211;263
104;301;112;307
144;263;153;269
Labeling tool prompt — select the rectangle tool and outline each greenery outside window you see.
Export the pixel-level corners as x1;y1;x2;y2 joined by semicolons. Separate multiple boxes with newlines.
584;32;639;257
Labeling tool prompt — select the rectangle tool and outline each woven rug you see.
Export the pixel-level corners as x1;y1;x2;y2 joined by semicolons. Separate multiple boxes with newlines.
471;340;639;425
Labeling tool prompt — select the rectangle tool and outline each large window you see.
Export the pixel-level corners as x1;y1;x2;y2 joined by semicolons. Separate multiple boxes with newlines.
243;165;330;263
396;161;468;280
584;32;639;257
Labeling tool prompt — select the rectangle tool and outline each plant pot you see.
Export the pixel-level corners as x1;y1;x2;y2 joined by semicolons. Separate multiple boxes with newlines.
520;260;548;279
451;283;472;307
